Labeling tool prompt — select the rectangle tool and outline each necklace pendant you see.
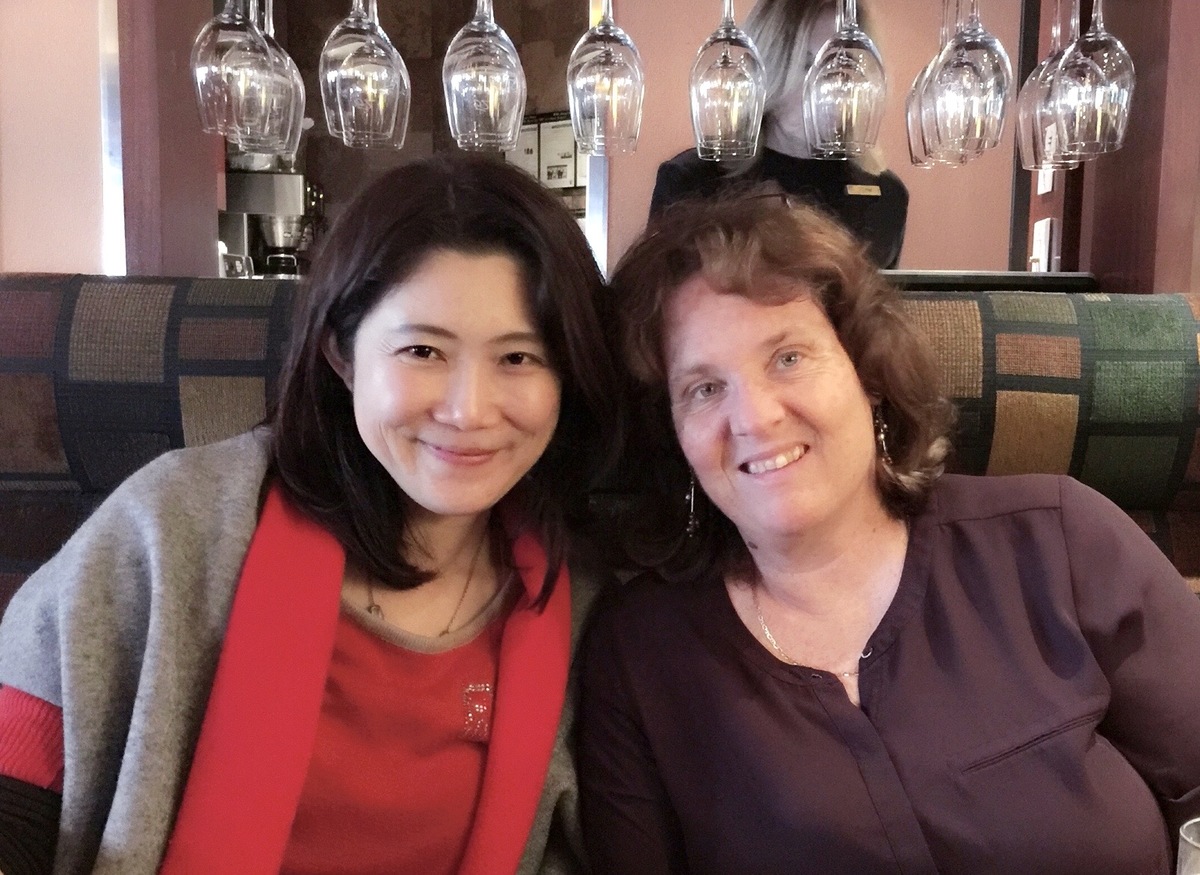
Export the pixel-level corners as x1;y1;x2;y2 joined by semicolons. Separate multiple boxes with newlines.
366;602;384;618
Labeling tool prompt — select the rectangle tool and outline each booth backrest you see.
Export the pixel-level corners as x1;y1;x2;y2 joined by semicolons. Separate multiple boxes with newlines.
1;274;1198;609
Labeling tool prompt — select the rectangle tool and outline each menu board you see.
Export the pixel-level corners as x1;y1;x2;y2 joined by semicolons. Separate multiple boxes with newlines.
505;123;540;179
539;118;577;189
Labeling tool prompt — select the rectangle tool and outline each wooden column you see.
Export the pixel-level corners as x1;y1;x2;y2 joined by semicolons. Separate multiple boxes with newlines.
119;0;224;276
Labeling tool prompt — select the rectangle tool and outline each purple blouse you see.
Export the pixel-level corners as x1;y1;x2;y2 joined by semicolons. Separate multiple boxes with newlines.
579;474;1200;874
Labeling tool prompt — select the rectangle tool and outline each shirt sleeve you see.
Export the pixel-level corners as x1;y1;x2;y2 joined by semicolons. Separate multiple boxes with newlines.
576;592;688;875
0;686;63;874
1059;476;1200;834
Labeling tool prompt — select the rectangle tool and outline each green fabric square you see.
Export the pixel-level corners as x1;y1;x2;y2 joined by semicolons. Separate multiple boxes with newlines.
1092;361;1186;423
990;293;1077;325
1080;435;1179;508
1089;297;1191;352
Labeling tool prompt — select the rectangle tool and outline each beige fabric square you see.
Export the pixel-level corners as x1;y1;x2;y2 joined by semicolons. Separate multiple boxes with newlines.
69;282;173;383
179;376;265;447
987;391;1079;476
187;279;277;307
900;300;983;399
996;333;1081;379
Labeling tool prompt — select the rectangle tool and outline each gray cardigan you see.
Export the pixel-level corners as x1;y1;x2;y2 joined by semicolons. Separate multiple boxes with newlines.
0;430;598;874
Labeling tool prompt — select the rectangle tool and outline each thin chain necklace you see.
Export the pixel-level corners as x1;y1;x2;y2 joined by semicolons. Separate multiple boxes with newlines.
367;532;488;636
751;586;871;679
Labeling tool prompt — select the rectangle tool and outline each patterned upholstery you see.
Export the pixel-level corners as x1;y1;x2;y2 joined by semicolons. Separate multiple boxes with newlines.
0;276;1197;612
905;290;1200;588
0;274;297;608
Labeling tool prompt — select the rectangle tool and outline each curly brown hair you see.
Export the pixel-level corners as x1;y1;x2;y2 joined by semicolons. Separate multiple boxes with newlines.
610;191;954;578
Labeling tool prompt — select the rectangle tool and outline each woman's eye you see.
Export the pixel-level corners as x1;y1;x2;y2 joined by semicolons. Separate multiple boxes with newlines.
400;345;439;360
502;351;542;366
690;381;720;400
778;350;801;367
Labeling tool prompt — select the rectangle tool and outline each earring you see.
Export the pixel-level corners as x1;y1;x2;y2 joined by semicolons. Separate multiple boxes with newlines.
874;405;894;468
685;471;700;537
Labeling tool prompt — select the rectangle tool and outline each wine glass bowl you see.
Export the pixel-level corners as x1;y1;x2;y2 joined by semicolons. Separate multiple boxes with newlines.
1017;51;1079;170
233;0;305;159
802;26;886;157
1051;11;1135;157
443;0;527;152
567;11;644;156
920;1;1011;158
689;0;765;162
319;0;410;149
191;0;275;138
335;34;410;148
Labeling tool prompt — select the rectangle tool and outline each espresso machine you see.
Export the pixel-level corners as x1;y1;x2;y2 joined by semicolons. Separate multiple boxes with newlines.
219;171;308;278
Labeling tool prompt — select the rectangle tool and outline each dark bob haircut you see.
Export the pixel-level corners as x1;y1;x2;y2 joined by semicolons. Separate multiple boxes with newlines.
610;191;954;581
268;152;619;603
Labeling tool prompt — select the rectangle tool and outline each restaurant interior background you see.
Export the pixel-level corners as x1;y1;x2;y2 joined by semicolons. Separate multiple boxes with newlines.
0;0;1197;293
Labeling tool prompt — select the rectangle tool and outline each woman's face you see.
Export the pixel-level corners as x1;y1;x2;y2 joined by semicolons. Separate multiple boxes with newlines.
664;274;881;549
330;249;561;526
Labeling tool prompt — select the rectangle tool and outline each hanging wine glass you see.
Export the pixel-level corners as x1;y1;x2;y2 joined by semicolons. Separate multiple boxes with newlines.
906;0;953;167
1016;0;1080;171
689;0;765;161
567;0;644;156
802;0;886;158
1051;0;1134;156
191;0;274;138
443;0;527;151
320;0;411;149
921;0;1011;158
234;0;305;160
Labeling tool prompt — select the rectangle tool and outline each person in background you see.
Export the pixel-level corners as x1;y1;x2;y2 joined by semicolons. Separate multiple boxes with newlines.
579;192;1200;873
650;0;909;268
0;152;619;875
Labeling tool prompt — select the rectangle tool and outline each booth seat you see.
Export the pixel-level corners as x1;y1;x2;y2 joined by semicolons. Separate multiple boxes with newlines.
1;273;1198;613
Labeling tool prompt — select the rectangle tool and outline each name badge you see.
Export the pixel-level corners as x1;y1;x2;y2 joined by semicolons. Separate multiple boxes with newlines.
845;184;882;197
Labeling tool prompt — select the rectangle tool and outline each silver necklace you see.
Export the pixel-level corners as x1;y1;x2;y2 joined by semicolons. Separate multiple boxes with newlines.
367;533;488;636
751;586;871;679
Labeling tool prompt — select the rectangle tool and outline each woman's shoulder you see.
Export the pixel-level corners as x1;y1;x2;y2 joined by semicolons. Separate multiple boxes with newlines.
927;473;1119;524
118;429;270;503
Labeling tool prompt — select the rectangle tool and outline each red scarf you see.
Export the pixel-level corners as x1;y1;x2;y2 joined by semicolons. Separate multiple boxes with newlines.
160;486;571;875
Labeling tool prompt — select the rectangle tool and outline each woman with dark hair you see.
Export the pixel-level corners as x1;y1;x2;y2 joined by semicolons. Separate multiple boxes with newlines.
0;152;618;874
650;0;909;268
578;193;1200;873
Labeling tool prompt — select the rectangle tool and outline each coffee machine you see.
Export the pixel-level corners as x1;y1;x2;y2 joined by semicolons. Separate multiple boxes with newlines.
219;171;308;278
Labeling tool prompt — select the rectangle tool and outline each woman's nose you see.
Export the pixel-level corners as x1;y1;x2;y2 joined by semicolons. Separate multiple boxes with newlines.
727;380;785;435
432;364;498;429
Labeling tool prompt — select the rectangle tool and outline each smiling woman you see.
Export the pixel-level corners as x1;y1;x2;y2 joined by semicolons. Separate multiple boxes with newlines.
0;152;620;875
579;190;1200;874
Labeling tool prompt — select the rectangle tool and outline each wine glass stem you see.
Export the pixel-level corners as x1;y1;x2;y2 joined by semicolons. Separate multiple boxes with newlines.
476;0;495;23
349;0;367;17
1050;0;1061;51
721;0;735;26
1089;0;1104;32
260;0;274;37
841;0;857;32
1069;0;1081;40
939;0;952;45
967;0;981;27
600;0;615;24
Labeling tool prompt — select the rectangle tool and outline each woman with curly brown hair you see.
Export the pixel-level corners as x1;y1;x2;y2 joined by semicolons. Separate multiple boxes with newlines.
578;193;1200;874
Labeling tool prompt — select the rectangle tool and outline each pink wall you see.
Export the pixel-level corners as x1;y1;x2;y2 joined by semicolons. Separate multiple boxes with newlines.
609;0;1020;271
0;0;108;272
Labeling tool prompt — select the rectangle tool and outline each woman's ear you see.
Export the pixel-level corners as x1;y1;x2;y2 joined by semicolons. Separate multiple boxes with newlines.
322;330;353;391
